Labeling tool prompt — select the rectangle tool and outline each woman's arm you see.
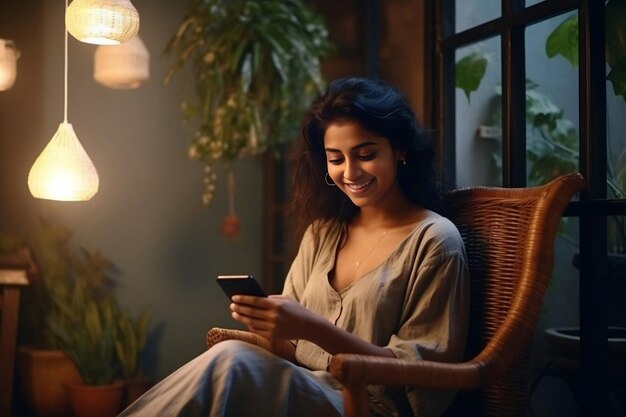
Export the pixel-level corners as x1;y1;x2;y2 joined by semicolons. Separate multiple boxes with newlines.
230;295;395;358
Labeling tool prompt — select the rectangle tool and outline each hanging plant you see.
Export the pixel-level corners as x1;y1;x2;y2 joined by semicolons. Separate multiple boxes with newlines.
164;0;332;213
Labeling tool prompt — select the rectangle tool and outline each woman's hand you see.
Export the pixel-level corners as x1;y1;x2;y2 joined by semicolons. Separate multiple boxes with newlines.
230;295;319;341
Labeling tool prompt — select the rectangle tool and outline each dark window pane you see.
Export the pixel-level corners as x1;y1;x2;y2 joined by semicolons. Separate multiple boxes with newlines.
455;0;501;33
525;12;580;188
455;37;502;187
607;29;626;200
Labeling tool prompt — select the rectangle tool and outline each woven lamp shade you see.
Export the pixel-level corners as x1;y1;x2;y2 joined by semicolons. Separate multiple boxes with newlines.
0;39;20;91
66;0;139;45
28;122;99;201
94;35;149;89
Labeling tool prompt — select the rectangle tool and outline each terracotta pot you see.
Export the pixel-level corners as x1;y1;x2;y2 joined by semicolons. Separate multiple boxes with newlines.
17;347;83;417
66;380;126;417
124;375;152;407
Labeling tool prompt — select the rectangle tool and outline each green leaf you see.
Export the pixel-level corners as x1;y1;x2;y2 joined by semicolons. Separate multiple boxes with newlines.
455;52;488;102
607;66;626;102
545;14;579;67
526;88;561;128
606;0;626;68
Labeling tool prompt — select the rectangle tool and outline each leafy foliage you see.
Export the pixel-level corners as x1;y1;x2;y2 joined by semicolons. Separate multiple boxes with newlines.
545;14;578;67
115;307;151;379
548;3;626;102
42;245;118;385
164;0;332;205
48;294;120;385
455;52;488;102
606;0;626;100
0;219;152;385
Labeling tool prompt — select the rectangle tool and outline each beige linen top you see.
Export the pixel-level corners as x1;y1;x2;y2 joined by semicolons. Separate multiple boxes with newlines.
282;215;469;417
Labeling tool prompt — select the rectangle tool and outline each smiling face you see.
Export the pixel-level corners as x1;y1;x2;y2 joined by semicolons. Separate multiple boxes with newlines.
324;121;404;209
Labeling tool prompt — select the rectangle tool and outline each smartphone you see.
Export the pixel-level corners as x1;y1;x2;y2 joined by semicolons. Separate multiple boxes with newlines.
216;275;268;299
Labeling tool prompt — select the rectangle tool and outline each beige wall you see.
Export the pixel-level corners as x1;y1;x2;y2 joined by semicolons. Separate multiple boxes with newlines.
0;0;264;380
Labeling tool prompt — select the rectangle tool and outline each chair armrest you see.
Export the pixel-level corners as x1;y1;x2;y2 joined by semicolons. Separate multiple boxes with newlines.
206;327;296;362
329;354;482;390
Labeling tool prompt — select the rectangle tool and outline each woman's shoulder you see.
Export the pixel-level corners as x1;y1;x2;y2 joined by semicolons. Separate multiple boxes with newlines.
307;219;343;236
411;211;465;252
301;219;344;247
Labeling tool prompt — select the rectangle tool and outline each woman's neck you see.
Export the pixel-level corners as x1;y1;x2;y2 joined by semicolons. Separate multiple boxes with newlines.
353;198;424;230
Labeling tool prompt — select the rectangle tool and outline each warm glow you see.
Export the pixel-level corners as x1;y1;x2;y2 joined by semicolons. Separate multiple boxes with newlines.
28;122;99;201
82;37;120;45
66;0;139;45
0;39;19;91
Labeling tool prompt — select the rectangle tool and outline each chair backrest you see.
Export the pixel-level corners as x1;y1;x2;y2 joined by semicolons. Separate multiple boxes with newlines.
442;173;584;417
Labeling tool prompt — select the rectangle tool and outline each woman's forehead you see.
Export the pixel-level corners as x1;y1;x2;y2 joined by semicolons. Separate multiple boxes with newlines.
323;121;387;148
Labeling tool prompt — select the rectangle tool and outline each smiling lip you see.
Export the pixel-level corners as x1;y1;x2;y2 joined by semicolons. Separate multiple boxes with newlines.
344;178;374;194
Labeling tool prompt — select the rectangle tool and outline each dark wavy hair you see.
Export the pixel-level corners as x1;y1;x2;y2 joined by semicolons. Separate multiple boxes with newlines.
288;77;442;240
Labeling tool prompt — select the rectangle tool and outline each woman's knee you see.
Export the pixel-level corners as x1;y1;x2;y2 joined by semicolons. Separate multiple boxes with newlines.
208;339;270;362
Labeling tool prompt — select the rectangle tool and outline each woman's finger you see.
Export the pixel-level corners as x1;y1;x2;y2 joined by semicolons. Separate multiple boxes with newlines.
231;311;273;331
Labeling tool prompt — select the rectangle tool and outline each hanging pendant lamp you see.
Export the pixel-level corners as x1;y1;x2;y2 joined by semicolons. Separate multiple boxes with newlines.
0;39;20;91
94;34;149;89
28;0;99;201
66;0;139;45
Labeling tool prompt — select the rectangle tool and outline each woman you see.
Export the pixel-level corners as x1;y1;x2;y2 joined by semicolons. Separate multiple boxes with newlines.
119;78;469;417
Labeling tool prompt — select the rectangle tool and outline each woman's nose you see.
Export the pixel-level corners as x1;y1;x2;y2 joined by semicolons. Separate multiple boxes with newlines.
344;159;362;180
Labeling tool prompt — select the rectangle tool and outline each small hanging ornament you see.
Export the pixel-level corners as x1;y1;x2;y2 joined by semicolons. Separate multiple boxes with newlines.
0;39;20;91
221;169;240;239
94;34;149;89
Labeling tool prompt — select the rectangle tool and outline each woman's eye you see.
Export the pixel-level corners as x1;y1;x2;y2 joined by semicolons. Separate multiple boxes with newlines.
358;153;375;161
327;157;343;164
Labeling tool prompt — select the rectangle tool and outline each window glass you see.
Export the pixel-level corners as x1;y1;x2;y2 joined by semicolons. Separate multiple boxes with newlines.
606;1;626;201
455;37;502;187
525;12;580;187
607;93;626;200
607;216;626;326
526;0;545;6
455;0;501;33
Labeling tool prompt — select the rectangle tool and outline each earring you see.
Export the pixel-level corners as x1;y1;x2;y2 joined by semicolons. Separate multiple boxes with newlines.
325;173;336;187
400;158;407;165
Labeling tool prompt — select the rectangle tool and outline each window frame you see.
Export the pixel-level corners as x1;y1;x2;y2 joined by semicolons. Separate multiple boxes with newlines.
429;0;625;414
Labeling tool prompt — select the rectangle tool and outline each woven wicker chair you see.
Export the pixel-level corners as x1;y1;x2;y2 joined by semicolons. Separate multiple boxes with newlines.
207;173;585;417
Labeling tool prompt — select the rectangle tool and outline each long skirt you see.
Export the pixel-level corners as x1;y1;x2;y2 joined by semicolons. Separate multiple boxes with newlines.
117;340;344;417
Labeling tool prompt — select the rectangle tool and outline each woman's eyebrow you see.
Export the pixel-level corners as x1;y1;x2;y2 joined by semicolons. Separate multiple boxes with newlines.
324;141;379;152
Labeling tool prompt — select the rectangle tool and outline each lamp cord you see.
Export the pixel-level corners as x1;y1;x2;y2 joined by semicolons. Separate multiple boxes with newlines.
64;0;68;122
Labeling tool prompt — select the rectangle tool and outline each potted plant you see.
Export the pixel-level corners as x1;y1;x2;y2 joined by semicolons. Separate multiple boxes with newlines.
164;0;331;235
1;219;153;417
48;291;125;417
1;219;85;417
47;246;156;416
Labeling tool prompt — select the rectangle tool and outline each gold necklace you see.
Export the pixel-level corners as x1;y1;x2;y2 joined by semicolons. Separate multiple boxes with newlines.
352;227;390;283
